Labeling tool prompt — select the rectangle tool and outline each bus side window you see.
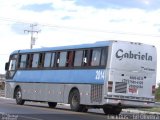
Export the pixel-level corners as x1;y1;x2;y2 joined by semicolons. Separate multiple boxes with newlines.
9;59;16;71
82;49;92;66
51;53;55;67
32;53;39;68
44;52;52;68
55;52;60;67
66;51;74;67
88;49;93;66
82;50;87;66
26;54;29;68
38;53;44;68
91;48;101;66
19;54;27;68
6;54;17;78
17;55;21;68
27;54;33;68
74;50;83;67
101;47;108;66
59;52;67;67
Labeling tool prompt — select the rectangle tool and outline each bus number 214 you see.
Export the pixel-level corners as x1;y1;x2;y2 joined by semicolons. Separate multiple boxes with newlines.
95;70;105;80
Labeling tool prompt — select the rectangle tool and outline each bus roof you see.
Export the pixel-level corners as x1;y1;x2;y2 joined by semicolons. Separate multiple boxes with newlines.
11;40;154;55
11;40;113;54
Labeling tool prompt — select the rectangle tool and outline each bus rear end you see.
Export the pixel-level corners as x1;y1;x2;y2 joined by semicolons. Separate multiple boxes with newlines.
104;41;157;109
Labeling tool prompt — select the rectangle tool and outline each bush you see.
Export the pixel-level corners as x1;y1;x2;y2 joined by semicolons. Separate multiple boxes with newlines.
155;83;160;102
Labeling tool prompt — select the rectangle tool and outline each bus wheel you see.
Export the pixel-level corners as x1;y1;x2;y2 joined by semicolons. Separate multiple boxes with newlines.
48;102;57;108
111;107;122;115
69;89;87;112
15;87;25;105
103;107;122;115
81;106;88;112
103;107;112;115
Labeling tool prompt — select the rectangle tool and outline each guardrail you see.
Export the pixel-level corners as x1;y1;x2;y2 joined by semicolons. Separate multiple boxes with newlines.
0;90;5;97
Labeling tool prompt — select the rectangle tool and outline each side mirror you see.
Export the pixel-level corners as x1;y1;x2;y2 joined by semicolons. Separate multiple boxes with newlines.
5;62;9;71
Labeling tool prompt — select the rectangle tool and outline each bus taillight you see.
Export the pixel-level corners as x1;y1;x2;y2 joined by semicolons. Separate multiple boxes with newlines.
108;81;113;92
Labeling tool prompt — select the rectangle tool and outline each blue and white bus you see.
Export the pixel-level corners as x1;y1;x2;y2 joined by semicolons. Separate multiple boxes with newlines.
5;40;157;115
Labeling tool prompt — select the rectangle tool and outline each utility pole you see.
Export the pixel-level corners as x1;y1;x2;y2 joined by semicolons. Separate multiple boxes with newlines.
24;24;41;49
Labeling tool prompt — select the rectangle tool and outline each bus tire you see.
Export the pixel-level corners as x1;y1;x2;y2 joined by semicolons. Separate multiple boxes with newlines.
69;89;87;112
15;87;25;105
103;107;112;115
81;106;88;112
103;107;122;115
111;107;122;115
48;102;57;108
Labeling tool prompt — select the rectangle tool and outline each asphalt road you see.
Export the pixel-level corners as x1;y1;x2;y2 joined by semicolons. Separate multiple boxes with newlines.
0;97;111;120
0;97;160;120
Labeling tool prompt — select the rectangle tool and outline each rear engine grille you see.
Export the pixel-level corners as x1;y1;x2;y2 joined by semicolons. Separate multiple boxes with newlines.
91;84;103;103
115;82;127;93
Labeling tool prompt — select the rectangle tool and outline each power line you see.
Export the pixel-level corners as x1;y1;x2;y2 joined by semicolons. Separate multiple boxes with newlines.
0;17;160;37
0;17;31;25
0;54;9;55
41;23;160;37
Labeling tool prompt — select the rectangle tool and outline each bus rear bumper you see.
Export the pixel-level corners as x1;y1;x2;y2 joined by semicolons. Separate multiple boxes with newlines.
104;98;155;108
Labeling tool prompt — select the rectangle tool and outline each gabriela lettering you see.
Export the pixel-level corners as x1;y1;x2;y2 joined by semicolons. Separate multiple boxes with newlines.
116;49;152;61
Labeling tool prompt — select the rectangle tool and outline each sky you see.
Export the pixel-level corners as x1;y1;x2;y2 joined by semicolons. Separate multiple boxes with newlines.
0;0;160;84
